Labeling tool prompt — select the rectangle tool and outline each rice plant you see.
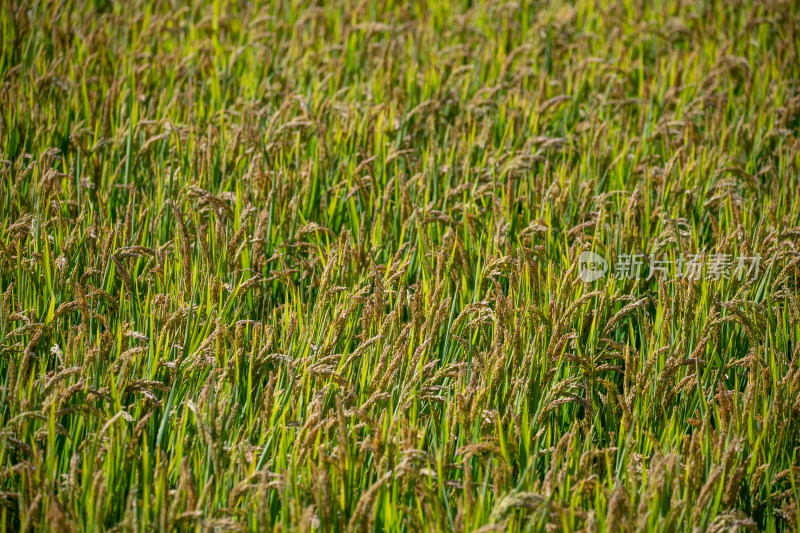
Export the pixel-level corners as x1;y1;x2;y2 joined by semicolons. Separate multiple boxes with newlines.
1;0;799;531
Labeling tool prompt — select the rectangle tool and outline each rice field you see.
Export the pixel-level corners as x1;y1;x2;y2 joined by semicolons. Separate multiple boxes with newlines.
1;0;800;531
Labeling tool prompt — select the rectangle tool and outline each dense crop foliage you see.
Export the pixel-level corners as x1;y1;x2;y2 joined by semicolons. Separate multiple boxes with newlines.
2;0;800;531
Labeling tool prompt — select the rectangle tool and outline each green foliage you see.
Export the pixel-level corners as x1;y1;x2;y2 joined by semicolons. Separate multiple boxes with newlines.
1;0;799;531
